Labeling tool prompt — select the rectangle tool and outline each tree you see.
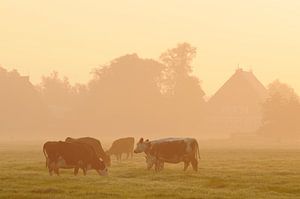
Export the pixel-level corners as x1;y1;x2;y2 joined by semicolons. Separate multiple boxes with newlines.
260;80;300;140
159;43;197;94
38;71;74;108
82;54;164;135
0;67;47;137
158;43;206;134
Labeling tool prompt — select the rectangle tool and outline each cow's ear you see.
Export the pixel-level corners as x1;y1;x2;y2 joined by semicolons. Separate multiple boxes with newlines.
145;139;149;142
139;138;144;143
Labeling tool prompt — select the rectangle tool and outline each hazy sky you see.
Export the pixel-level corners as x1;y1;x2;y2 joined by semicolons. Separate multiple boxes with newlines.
1;0;300;96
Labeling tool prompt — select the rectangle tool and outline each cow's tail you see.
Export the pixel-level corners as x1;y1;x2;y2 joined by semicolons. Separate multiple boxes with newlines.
43;145;48;168
195;140;201;160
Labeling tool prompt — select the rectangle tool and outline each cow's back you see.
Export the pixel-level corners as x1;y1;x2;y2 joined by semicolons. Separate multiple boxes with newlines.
149;138;198;163
66;137;103;158
66;137;111;166
110;137;134;153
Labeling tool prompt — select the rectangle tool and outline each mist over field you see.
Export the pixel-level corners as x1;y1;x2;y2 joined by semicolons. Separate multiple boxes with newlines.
0;44;299;147
1;1;300;199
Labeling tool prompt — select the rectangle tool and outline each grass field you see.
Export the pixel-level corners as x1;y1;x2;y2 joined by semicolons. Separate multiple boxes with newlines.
0;143;300;199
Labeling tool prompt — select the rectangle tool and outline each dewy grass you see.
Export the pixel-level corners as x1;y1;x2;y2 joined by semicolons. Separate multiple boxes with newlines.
0;146;299;199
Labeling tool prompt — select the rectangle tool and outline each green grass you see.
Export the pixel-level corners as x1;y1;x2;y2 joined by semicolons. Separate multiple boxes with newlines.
0;144;300;199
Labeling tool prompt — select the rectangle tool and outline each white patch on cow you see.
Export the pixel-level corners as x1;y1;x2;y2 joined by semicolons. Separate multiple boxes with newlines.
56;156;78;169
56;157;67;167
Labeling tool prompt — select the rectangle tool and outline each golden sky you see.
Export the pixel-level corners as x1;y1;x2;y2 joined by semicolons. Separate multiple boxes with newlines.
1;0;300;96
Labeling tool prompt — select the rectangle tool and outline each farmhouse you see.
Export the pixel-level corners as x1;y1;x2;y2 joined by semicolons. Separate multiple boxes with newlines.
206;68;267;138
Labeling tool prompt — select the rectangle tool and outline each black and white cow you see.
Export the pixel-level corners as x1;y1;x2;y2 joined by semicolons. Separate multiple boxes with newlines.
134;138;200;172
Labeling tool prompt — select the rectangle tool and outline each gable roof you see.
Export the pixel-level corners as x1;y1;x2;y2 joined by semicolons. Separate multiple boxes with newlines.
209;68;267;107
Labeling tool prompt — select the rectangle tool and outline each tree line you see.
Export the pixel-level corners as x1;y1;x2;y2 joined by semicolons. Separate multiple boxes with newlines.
0;43;299;140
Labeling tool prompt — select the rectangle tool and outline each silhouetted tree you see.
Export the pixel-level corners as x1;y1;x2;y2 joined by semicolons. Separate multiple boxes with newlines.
76;54;164;135
38;71;73;108
260;80;300;140
159;43;206;133
0;67;47;137
36;71;87;135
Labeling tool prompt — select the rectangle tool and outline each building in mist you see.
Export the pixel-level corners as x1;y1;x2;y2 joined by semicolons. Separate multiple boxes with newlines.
206;68;267;138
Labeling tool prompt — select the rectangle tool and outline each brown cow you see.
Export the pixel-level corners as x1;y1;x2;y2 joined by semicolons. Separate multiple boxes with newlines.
65;137;111;167
107;137;134;161
134;138;200;172
43;141;108;176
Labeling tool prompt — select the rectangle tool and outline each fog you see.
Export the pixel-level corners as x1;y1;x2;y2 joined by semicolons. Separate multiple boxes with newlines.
0;43;299;148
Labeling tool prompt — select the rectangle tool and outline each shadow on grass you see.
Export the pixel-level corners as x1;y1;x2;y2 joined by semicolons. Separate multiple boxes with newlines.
205;178;227;189
267;186;300;195
31;188;64;194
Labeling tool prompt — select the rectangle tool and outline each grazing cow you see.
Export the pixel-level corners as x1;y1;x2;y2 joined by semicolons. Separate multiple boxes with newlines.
107;137;134;160
134;138;200;172
43;141;108;176
65;137;111;167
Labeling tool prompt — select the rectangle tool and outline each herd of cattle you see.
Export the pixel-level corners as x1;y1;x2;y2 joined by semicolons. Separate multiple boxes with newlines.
43;137;200;176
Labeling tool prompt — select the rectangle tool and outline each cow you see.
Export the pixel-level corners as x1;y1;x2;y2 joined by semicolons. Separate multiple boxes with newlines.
65;137;111;167
43;141;108;176
134;138;200;172
107;137;134;161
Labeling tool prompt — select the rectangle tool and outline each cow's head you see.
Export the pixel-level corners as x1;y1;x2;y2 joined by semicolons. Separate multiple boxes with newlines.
93;159;108;176
134;138;150;153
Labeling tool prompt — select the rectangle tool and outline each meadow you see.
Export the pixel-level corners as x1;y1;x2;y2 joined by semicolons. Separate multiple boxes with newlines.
0;143;300;199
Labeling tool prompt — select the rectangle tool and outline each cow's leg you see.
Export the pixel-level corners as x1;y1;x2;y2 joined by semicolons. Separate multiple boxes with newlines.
183;161;190;171
155;159;163;172
48;161;54;175
50;161;59;176
126;152;129;159
154;161;160;172
49;169;53;176
48;161;52;176
159;161;164;171
81;162;87;176
52;160;60;176
191;158;198;172
119;153;122;161
54;167;60;176
155;160;160;171
49;165;53;176
74;167;79;176
82;167;87;176
54;162;60;176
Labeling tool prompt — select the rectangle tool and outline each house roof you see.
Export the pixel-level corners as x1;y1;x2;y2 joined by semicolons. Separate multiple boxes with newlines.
209;68;267;107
